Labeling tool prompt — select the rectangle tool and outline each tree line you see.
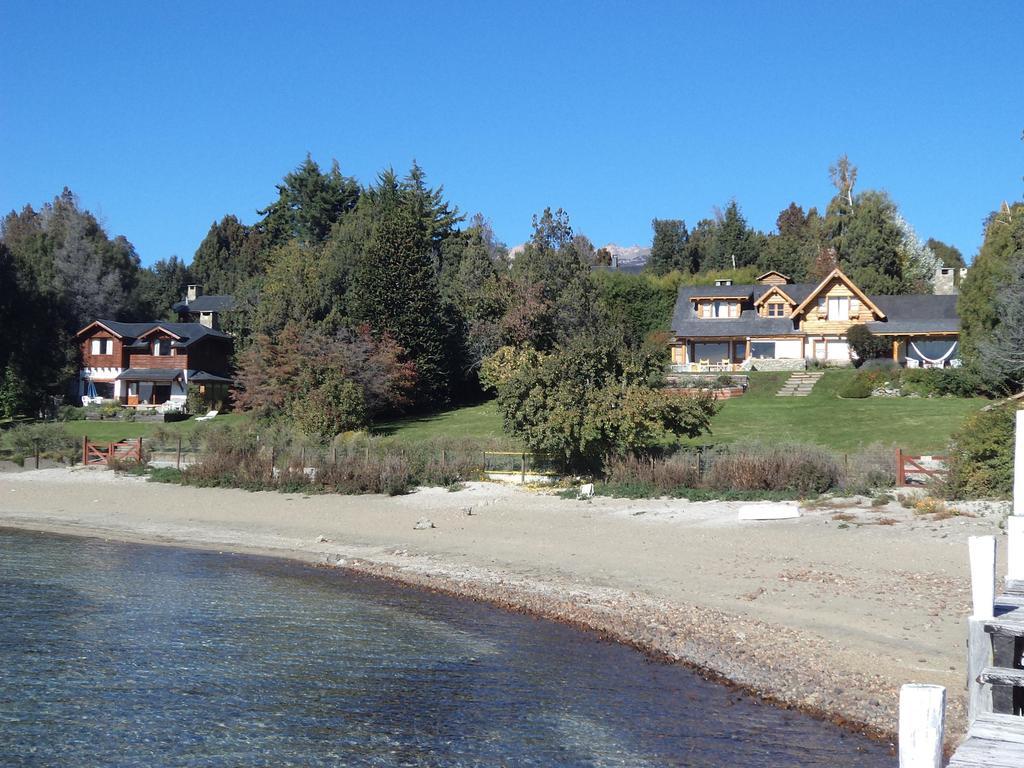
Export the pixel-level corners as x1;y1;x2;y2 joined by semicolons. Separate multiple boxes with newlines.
647;156;964;294
3;151;1018;441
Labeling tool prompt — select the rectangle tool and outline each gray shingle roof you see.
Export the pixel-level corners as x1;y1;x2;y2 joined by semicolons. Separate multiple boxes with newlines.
865;294;959;334
672;284;960;338
91;320;232;346
115;368;184;382
672;285;802;337
172;294;236;313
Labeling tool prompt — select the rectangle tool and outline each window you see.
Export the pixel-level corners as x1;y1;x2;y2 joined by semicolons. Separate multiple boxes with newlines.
152;339;172;356
767;303;785;317
827;296;850;321
90;338;112;355
750;341;776;359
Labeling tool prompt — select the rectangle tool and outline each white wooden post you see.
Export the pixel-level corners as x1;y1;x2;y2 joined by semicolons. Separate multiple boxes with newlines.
1015;410;1024;517
899;684;946;768
1008;515;1024;583
968;535;996;620
1009;411;1024;581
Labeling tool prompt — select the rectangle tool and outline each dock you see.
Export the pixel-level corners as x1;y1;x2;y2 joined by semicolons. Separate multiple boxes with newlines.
899;411;1024;768
949;577;1024;767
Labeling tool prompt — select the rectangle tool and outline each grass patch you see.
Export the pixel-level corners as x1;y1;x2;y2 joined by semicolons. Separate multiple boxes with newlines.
372;401;512;444
688;370;985;453
58;413;247;443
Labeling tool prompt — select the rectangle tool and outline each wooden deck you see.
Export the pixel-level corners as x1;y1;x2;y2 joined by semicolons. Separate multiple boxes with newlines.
950;580;1024;767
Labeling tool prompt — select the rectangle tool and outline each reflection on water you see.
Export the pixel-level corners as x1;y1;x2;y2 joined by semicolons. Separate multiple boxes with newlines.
0;528;894;766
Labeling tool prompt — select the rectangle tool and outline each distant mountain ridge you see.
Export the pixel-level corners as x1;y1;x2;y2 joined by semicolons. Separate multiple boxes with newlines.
600;243;650;266
506;242;650;268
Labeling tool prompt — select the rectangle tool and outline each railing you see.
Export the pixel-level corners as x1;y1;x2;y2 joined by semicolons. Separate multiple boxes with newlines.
81;436;144;466
483;451;559;482
895;448;948;487
669;362;745;373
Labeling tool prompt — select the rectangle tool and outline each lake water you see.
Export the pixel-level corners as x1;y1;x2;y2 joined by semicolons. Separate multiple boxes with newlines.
0;528;894;766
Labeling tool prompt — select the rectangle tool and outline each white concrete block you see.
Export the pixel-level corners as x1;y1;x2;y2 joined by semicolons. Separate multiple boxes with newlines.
737;503;800;521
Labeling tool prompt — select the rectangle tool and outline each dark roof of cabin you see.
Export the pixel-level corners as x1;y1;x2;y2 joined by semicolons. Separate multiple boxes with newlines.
865;294;960;334
115;368;184;382
672;284;960;337
83;321;232;346
671;285;802;336
172;294;236;313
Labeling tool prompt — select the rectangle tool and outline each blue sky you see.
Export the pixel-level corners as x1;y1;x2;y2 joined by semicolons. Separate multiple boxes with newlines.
1;1;1021;266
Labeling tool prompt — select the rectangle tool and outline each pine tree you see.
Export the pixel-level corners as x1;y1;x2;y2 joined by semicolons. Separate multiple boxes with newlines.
349;204;451;404
959;203;1024;363
648;219;688;275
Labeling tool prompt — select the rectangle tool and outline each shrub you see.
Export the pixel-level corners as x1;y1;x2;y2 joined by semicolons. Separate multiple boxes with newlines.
848;325;890;365
705;442;840;495
185;384;205;415
859;359;901;372
57;405;86;421
5;423;75;458
944;405;1017;499
837;375;872;399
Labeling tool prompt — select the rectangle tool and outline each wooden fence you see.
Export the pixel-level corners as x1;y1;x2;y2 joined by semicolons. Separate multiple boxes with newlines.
82;437;143;466
896;448;948;487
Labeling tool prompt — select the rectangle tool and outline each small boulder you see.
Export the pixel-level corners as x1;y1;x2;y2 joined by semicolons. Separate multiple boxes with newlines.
316;535;329;543
413;518;436;530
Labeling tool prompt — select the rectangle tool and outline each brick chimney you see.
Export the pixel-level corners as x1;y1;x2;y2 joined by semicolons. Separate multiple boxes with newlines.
186;284;203;303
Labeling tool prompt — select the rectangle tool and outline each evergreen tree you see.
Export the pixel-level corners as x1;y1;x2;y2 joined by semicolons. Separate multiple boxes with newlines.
258;154;360;246
926;238;965;267
648;219;688;275
837;191;905;294
705;201;759;270
349;202;451;405
959;203;1024;363
191;215;266;295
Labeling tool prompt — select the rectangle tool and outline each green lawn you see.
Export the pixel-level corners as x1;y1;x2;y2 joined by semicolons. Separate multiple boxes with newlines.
59;413;247;443
373;371;985;454
8;373;982;456
373;401;514;444
689;370;985;453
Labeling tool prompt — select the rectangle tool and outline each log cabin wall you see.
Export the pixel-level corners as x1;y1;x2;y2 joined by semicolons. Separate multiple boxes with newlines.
81;332;125;368
127;336;185;369
799;279;876;335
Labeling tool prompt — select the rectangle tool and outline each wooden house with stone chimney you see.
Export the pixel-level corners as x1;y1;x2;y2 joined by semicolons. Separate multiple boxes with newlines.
74;285;234;409
670;268;961;372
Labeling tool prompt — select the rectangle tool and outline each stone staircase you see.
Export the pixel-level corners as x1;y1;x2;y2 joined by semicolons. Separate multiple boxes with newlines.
776;370;824;397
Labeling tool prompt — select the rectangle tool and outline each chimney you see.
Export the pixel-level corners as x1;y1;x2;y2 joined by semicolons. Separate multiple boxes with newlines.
186;284;202;303
933;268;958;295
199;311;218;330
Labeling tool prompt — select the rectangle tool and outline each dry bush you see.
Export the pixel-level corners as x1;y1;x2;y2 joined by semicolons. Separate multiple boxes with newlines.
704;442;840;495
604;454;700;491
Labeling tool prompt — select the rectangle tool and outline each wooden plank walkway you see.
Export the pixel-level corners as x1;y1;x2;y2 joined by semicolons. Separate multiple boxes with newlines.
949;582;1024;767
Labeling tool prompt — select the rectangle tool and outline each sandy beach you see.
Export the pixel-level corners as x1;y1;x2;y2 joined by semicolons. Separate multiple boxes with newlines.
0;466;1009;747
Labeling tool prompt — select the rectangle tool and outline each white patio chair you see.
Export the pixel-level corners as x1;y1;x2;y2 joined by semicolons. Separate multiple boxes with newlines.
194;410;219;422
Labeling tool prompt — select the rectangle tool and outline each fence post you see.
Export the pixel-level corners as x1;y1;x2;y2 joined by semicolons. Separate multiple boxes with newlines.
34;441;39;470
969;535;996;621
898;683;945;768
301;445;305;467
137;437;143;462
1009;411;1024;582
176;437;182;470
967;617;993;723
521;452;526;484
332;445;337;465
896;448;905;487
82;436;88;465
